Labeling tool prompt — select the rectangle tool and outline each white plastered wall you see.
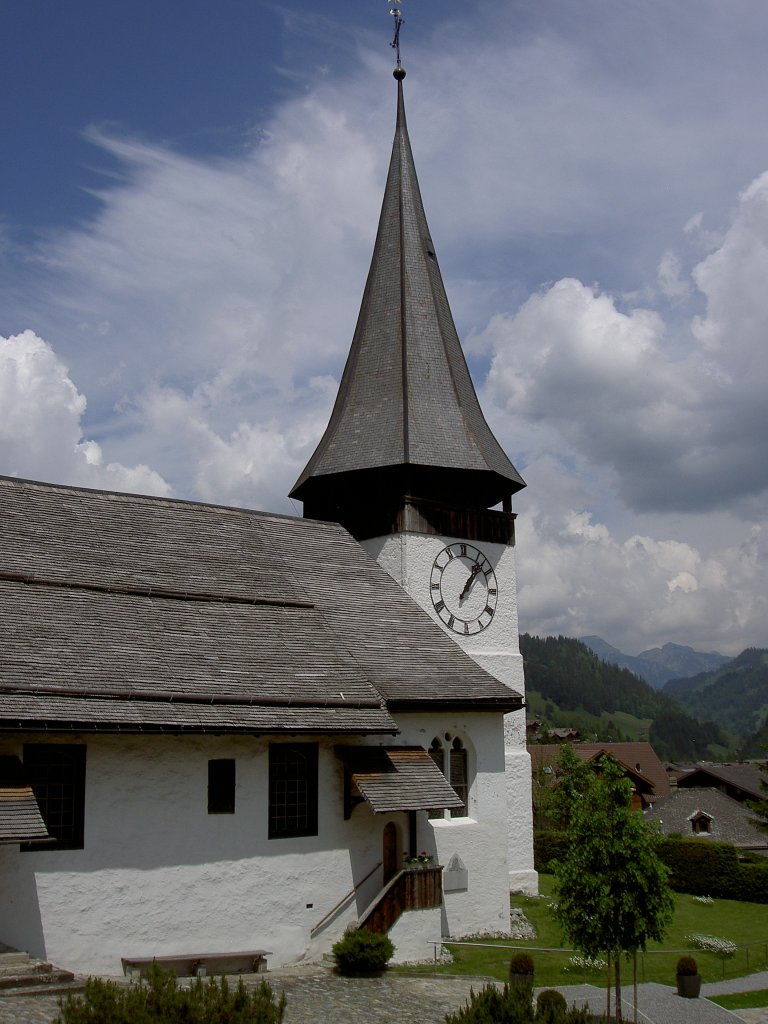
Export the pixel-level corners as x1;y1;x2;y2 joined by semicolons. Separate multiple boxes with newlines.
0;712;512;974
363;531;538;895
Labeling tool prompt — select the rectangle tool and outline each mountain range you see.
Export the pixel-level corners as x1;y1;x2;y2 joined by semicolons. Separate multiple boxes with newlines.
526;634;768;760
580;635;729;689
663;648;768;746
521;633;731;761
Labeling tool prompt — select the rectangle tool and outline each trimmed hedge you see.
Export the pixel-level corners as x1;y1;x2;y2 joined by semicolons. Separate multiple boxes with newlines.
535;831;768;903
656;837;768;902
533;830;570;872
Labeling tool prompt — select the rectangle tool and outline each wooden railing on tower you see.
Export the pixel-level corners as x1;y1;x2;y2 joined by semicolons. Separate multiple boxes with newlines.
358;865;443;934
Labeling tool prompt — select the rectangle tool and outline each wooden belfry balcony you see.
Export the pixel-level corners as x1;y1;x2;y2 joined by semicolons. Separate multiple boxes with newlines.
358;865;443;934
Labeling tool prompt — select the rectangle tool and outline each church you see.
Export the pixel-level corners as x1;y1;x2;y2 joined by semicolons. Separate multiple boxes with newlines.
0;57;536;974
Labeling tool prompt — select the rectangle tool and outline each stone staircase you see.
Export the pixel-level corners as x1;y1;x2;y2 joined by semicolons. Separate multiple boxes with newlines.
0;947;84;998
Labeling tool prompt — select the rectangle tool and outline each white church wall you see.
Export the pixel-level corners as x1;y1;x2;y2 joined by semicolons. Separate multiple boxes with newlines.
364;533;538;896
0;733;409;974
395;712;512;939
387;907;443;963
0;718;517;974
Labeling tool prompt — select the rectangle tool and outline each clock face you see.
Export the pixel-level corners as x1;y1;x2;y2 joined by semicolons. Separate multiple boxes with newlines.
430;542;498;635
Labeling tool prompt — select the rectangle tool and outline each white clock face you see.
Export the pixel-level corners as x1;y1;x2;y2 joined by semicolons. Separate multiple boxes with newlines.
430;542;498;635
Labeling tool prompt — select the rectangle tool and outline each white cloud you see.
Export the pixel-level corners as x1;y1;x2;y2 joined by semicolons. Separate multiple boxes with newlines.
3;1;768;656
516;459;767;656
0;331;170;495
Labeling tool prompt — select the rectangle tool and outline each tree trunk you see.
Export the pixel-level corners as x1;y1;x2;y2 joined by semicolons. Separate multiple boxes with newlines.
615;955;623;1023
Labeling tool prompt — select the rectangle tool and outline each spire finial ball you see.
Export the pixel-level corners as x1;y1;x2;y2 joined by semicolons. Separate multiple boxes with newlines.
393;66;406;80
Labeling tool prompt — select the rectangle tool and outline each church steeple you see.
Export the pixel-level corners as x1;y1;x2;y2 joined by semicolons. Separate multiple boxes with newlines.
290;70;525;530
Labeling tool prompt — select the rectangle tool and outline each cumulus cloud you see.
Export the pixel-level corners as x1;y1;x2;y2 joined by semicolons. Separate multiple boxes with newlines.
0;331;169;495
3;1;768;654
516;457;767;656
484;190;768;516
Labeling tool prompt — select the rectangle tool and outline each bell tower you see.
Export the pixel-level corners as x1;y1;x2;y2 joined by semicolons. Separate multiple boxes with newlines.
290;53;536;892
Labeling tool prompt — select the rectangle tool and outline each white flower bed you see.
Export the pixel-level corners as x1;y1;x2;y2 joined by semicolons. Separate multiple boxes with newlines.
567;955;608;971
686;933;737;957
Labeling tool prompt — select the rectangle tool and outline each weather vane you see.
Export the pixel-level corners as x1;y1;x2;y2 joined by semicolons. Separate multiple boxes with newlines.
389;1;405;76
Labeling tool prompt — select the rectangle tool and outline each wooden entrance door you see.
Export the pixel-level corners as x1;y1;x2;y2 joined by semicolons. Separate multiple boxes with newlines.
383;821;399;884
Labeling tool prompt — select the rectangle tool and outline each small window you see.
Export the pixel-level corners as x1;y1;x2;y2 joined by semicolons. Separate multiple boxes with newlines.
208;759;236;814
691;812;712;834
449;738;468;817
269;743;318;839
22;744;86;851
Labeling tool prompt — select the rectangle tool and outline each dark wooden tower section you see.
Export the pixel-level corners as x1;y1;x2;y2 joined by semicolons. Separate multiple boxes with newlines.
290;73;525;542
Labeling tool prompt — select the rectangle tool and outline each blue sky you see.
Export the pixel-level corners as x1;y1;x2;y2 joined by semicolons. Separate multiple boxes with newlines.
3;1;768;657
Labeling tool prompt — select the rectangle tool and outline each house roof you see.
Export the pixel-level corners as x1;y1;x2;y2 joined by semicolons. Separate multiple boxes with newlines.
0;476;522;734
337;745;464;813
676;763;765;802
644;787;768;851
0;756;49;844
290;77;525;515
530;742;670;797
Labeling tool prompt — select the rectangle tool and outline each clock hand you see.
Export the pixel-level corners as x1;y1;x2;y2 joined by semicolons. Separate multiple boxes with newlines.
459;562;482;600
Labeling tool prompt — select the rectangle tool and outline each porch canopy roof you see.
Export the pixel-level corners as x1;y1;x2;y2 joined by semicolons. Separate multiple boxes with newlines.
337;745;463;813
0;755;50;845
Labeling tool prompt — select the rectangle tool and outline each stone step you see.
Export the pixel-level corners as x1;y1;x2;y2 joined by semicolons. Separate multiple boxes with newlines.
0;978;86;998
0;946;78;994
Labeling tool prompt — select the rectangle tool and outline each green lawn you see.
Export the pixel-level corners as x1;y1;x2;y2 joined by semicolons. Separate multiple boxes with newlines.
711;989;768;1010
397;874;768;989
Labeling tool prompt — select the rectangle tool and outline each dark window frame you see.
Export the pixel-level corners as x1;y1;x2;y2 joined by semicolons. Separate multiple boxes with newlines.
208;758;236;814
268;743;318;839
22;743;86;851
449;738;468;818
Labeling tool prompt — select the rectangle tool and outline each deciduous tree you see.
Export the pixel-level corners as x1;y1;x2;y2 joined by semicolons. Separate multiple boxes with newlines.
553;757;673;1022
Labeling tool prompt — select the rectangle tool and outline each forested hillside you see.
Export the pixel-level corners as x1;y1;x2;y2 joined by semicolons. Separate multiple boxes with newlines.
521;633;732;761
662;648;768;744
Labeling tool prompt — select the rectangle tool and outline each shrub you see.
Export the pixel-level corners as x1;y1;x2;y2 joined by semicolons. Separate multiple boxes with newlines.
533;830;569;872
331;927;394;975
676;955;698;976
445;982;591;1024
54;963;286;1024
536;988;567;1022
509;952;535;976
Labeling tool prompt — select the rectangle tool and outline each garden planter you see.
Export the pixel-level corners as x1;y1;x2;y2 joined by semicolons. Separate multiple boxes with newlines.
676;973;701;998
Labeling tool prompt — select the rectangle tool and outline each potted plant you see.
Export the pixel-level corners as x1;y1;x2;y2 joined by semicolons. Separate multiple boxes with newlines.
508;951;534;989
402;851;436;870
676;955;701;998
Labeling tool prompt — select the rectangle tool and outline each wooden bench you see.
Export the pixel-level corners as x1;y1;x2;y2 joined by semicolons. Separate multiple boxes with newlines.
121;950;270;979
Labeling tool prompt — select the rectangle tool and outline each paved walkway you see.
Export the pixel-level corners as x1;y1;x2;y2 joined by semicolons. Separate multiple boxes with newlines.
1;966;767;1024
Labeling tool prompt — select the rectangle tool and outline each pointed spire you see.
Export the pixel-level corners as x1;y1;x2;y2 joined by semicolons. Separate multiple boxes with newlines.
290;74;525;521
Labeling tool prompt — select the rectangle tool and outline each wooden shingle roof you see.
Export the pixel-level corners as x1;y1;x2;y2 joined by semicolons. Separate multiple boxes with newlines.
291;78;525;516
0;755;49;844
0;476;522;734
338;746;464;813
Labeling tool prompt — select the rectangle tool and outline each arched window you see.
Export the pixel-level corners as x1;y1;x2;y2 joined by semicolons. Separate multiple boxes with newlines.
428;738;445;820
449;738;468;817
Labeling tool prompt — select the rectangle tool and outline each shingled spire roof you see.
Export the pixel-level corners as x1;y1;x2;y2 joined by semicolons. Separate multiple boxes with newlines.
290;73;525;518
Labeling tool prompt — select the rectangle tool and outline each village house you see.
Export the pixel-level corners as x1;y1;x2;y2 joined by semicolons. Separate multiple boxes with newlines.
0;65;536;974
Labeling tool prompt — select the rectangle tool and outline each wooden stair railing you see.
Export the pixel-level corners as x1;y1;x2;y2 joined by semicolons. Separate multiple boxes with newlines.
358;866;443;935
310;860;382;938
